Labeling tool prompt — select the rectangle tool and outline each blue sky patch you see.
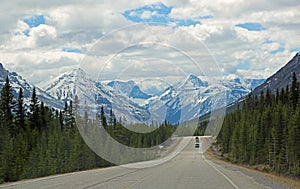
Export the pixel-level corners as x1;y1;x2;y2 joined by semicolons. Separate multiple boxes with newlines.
290;48;300;53
237;61;250;70
236;22;266;31
21;15;46;36
23;15;46;28
122;2;201;27
264;39;273;44
270;47;284;54
62;48;82;53
23;29;30;36
175;19;200;27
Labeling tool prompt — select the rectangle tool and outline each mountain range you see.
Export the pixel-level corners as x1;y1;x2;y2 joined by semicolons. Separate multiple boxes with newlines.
11;55;300;124
0;63;63;109
0;62;265;124
42;67;264;124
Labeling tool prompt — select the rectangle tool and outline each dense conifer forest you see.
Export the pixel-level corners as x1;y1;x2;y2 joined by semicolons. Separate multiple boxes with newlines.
0;77;176;183
217;73;300;178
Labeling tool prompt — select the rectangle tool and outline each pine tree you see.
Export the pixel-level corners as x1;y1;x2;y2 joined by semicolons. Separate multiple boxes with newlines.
279;88;286;104
290;72;298;111
84;101;89;127
108;108;116;128
0;76;15;136
109;108;113;127
29;87;39;130
0;115;10;183
289;99;300;175
68;100;75;129
73;95;80;116
14;88;25;130
100;105;107;128
265;88;272;107
229;125;239;162
63;101;68;126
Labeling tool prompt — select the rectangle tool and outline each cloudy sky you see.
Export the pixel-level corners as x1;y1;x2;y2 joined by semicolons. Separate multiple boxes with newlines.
0;0;300;87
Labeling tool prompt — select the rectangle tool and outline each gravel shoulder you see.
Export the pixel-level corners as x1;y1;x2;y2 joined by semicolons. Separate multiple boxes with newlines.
206;149;300;189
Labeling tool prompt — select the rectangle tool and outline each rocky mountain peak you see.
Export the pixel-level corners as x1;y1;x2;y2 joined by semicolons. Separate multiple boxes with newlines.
0;63;62;109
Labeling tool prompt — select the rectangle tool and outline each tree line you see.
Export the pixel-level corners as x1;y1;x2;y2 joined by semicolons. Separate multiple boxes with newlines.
0;77;175;183
217;72;300;177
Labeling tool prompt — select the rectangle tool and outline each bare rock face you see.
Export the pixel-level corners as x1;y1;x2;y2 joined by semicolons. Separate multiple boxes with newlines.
252;53;300;96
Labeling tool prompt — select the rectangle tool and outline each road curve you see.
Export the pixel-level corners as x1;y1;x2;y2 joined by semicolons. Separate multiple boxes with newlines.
0;137;290;189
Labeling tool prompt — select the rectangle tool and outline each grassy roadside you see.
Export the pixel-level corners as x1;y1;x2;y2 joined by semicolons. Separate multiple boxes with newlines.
206;149;300;189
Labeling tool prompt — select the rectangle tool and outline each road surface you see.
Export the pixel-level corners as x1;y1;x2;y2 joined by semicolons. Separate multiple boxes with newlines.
0;137;290;189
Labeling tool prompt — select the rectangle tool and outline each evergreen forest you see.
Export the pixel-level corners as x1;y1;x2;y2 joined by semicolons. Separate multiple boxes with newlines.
0;77;175;183
217;73;300;177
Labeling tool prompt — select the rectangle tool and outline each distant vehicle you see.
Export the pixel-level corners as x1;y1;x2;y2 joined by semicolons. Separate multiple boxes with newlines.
195;143;200;148
195;136;199;143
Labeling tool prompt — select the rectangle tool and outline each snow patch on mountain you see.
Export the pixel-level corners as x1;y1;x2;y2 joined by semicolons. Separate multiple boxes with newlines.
0;63;63;109
43;68;265;124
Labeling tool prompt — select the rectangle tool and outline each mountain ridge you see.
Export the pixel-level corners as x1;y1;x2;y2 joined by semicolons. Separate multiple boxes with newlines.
252;52;300;96
0;62;266;124
0;63;63;109
44;69;264;124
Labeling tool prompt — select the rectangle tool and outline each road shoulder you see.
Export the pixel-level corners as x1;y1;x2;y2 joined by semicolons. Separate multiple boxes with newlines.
206;149;300;189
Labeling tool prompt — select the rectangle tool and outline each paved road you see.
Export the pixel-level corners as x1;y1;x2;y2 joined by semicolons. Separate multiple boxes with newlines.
0;137;290;189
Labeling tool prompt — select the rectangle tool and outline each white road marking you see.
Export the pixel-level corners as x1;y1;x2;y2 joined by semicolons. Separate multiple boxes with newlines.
203;155;239;189
198;137;239;189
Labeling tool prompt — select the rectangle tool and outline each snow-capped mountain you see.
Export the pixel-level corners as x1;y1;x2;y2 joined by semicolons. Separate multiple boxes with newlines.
0;63;63;109
128;86;152;99
244;78;265;91
45;68;151;123
146;75;264;123
107;80;135;96
176;74;208;89
45;69;78;103
107;80;152;99
145;75;210;124
44;69;264;124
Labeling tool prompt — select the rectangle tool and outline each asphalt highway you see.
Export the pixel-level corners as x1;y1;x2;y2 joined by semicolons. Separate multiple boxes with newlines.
0;137;289;189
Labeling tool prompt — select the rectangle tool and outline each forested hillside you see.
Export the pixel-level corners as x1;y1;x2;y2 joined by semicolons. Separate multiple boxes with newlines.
217;72;300;177
0;77;175;183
